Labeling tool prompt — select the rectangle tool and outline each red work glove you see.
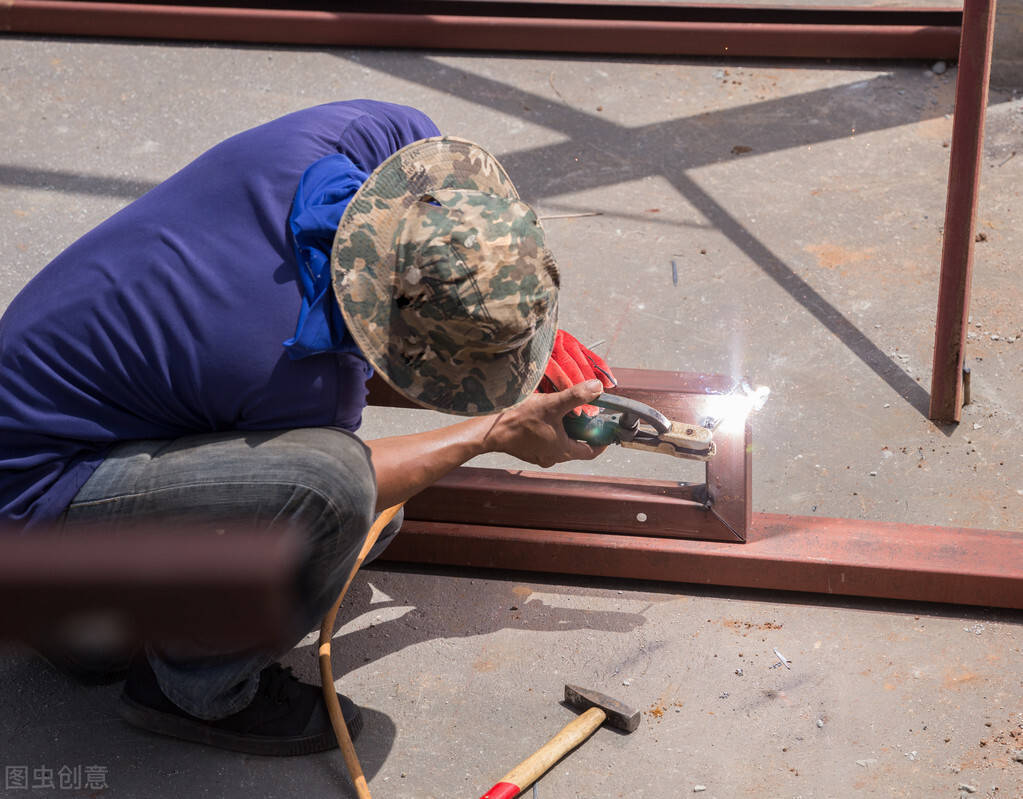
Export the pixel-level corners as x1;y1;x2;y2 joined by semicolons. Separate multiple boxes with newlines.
537;330;617;416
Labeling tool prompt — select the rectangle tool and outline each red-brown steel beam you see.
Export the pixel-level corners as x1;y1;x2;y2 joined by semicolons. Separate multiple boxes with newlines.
381;514;1023;610
928;0;997;423
1;0;962;60
405;466;729;540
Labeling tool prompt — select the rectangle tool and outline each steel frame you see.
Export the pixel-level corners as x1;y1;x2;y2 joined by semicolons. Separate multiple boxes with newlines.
4;0;1016;606
403;369;752;542
0;0;987;419
371;369;751;542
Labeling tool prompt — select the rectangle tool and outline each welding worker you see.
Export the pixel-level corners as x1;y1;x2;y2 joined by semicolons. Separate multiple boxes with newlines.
0;100;617;755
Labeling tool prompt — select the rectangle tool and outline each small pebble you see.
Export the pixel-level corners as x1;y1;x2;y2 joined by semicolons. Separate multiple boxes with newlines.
622;679;631;686
817;719;824;728
1012;749;1023;762
869;471;878;477
932;60;948;74
959;784;977;794
694;786;707;793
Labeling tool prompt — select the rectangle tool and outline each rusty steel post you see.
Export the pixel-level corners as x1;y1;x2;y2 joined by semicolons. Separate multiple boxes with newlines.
928;0;997;423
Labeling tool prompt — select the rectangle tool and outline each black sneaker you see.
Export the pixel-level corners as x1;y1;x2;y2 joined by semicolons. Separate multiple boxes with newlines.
118;653;363;756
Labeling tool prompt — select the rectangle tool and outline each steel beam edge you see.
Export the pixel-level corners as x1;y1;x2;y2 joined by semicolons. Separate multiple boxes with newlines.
379;514;1023;610
2;1;961;60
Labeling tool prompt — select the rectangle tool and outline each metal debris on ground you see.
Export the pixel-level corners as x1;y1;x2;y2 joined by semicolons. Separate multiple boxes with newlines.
773;648;791;669
538;212;602;220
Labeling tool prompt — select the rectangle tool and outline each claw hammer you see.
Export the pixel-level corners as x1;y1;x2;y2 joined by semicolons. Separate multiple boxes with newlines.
478;684;641;798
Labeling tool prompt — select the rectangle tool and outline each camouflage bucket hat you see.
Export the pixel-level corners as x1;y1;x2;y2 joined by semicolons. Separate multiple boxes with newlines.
331;137;560;415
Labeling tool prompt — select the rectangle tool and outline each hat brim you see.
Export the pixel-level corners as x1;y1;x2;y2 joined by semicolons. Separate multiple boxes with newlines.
331;137;557;416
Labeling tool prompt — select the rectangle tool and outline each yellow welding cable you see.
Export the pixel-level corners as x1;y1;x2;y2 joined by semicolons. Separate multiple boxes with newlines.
318;503;404;799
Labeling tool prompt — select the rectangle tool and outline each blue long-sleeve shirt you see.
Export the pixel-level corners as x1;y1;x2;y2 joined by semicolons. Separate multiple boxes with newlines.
0;100;440;529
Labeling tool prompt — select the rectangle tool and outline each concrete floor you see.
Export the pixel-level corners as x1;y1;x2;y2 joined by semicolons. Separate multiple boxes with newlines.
1;34;1021;799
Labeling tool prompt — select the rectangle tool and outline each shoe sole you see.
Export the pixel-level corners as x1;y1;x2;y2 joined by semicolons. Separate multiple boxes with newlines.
118;691;363;757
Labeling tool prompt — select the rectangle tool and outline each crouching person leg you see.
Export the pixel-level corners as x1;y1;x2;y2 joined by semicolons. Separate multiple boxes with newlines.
59;427;380;756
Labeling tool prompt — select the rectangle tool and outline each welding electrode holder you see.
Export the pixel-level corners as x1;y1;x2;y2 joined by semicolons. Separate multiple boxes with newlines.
562;393;715;461
562;393;669;446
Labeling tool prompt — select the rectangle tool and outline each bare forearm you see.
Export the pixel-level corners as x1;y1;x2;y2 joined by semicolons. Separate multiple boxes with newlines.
365;416;496;511
365;382;606;511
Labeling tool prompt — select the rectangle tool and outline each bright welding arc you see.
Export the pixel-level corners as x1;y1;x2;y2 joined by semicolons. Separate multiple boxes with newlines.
700;382;770;434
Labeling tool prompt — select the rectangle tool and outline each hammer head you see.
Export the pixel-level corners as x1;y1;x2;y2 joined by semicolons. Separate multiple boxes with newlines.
564;684;641;733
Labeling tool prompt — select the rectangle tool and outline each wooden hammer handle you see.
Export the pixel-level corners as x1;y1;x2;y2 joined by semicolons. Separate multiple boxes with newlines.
479;707;607;798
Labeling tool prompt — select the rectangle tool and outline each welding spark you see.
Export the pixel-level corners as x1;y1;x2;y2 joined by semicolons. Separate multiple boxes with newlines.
701;382;770;434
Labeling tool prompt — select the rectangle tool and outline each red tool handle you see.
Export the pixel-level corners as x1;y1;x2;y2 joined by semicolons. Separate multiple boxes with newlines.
479;782;521;799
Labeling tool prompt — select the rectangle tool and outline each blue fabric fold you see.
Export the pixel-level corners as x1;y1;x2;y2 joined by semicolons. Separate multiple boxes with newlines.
284;153;370;359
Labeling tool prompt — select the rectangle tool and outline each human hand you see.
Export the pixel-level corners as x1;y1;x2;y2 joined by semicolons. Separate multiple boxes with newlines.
537;330;617;416
484;380;608;468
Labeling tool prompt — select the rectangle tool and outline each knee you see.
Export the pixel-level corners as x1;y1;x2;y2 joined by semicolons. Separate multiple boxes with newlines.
276;428;377;537
275;430;378;622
